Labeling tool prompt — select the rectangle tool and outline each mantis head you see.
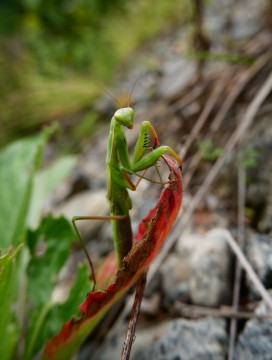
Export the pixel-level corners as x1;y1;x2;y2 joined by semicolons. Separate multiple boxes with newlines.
114;107;134;129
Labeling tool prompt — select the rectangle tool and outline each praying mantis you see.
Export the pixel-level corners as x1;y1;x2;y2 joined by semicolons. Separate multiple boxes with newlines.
42;104;183;360
72;106;182;288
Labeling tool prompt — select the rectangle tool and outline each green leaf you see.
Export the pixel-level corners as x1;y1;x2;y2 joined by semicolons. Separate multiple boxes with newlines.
0;127;54;250
0;127;56;360
0;245;23;360
197;139;223;162
24;215;84;359
27;215;74;306
240;146;259;169
30;264;91;357
28;156;76;230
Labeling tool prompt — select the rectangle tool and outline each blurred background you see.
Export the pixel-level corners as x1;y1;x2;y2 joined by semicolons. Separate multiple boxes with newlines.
2;0;269;150
1;0;272;359
0;0;190;149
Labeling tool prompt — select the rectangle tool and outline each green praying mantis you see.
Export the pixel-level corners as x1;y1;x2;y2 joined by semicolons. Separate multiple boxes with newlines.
72;106;182;289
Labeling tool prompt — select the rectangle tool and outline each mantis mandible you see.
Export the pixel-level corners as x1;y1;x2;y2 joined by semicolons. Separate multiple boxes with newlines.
72;106;182;288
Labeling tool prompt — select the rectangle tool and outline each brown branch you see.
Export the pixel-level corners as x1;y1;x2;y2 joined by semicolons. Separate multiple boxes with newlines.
120;273;147;360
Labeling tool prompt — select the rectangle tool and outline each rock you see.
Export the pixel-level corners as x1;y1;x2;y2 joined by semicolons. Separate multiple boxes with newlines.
161;253;190;307
244;115;272;232
205;0;263;43
158;58;196;99
158;232;204;307
176;232;204;259
189;229;232;306
172;230;233;307
136;317;228;360
236;291;272;360
245;233;272;300
92;321;170;360
52;189;108;239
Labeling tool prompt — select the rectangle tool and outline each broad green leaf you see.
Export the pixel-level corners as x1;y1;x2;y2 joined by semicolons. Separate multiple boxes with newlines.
27;216;74;307
26;264;91;359
0;127;56;360
24;215;90;360
0;126;55;250
28;156;76;230
0;245;23;360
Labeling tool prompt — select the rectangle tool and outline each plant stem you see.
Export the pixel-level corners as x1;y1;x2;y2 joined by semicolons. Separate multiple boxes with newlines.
120;273;147;360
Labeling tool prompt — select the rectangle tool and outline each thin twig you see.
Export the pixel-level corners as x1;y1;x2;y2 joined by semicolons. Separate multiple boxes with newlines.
228;162;246;360
175;302;272;320
120;273;147;360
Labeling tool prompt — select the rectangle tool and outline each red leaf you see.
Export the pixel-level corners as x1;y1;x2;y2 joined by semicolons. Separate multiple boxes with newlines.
42;155;182;359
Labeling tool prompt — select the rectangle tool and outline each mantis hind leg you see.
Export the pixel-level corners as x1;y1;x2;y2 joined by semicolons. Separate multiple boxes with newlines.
72;215;127;291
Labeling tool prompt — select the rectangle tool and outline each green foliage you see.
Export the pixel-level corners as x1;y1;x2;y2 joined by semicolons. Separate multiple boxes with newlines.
25;216;91;359
0;129;91;360
185;50;255;65
0;0;190;148
0;127;52;250
197;139;223;161
27;216;75;307
1;0;126;78
240;146;258;169
28;155;76;229
0;245;23;360
0;129;52;360
245;207;255;220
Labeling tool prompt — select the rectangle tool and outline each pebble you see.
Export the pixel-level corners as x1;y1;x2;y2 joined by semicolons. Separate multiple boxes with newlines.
53;189;108;239
136;317;228;360
189;228;232;306
236;291;272;360
245;233;272;300
158;59;196;99
91;321;170;360
161;253;190;308
160;230;233;307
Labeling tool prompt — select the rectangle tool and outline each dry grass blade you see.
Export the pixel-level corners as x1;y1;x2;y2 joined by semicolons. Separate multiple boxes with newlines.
148;69;272;285
183;54;269;189
216;229;272;310
211;54;270;133
228;163;246;360
180;73;230;158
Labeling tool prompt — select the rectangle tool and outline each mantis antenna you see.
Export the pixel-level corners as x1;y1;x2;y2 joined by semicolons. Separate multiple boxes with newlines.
94;82;122;108
128;76;141;107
